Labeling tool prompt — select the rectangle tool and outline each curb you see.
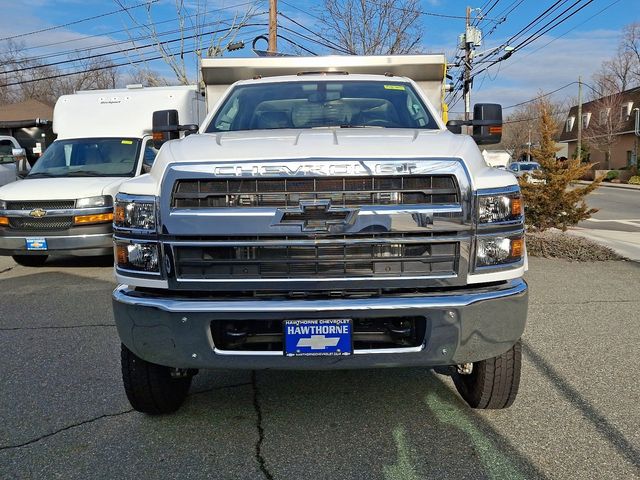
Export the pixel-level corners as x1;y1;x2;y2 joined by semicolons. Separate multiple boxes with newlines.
574;180;640;191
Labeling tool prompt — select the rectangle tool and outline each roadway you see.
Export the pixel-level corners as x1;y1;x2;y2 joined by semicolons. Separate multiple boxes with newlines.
0;256;638;479
572;185;640;260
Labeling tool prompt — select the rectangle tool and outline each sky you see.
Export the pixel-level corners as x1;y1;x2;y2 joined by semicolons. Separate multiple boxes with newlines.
1;0;639;112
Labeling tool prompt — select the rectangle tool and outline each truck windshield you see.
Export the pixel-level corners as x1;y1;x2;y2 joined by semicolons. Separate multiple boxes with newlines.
206;80;439;132
27;138;141;178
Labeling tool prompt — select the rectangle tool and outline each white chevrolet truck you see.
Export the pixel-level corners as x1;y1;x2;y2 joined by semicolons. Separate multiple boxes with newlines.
0;85;204;266
112;55;528;414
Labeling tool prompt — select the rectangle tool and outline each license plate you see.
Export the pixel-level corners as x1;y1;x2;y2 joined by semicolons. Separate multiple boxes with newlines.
284;319;352;357
26;237;48;251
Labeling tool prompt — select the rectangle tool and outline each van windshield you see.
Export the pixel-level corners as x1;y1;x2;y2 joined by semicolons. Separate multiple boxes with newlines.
27;138;141;178
205;80;439;132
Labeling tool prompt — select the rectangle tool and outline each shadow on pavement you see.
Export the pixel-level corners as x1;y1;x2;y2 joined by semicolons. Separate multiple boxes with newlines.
522;341;640;470
37;254;114;268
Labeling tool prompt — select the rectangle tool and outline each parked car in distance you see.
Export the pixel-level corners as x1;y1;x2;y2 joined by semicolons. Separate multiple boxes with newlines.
508;161;544;183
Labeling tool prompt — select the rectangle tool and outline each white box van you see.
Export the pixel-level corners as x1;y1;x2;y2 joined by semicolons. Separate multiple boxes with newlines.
0;85;204;266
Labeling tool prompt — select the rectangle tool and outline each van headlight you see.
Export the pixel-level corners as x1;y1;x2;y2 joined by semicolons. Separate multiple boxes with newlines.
115;241;160;273
477;188;522;224
114;194;156;231
476;233;524;268
76;195;112;209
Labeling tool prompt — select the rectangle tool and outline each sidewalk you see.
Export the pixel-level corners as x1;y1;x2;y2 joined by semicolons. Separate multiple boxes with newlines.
567;227;640;262
575;180;640;191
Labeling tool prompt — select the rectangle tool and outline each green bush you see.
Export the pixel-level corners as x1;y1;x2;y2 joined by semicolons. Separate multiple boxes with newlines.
605;170;620;181
629;176;640;185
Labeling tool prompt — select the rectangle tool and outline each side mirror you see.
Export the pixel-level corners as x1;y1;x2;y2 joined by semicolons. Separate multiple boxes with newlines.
152;109;180;149
472;103;502;145
445;120;463;134
13;148;31;178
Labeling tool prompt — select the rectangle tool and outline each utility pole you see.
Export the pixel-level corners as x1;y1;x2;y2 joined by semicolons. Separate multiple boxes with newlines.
577;76;582;161
268;0;278;55
463;6;472;125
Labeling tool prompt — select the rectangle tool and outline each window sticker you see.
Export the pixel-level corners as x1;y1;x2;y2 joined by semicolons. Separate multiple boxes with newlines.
121;140;133;145
384;85;406;91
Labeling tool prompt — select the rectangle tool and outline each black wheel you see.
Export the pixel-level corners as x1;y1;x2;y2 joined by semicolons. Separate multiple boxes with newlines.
121;344;193;414
12;255;48;267
453;340;522;409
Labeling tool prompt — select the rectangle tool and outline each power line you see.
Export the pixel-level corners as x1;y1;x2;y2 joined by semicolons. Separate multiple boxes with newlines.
1;0;262;58
0;1;159;42
277;34;317;56
0;12;265;74
277;14;352;54
0;24;265;88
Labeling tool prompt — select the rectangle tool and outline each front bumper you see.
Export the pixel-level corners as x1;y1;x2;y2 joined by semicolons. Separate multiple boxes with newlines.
0;226;113;256
112;278;528;370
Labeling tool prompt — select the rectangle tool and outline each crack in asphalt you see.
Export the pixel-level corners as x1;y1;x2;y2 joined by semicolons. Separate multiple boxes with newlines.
0;381;253;452
0;267;14;275
251;371;274;480
0;409;134;451
0;324;116;331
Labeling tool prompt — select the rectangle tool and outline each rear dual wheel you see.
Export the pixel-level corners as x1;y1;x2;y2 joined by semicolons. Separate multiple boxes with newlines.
453;340;522;409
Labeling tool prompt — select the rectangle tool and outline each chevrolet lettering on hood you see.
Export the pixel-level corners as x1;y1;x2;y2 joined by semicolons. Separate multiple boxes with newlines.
210;162;419;177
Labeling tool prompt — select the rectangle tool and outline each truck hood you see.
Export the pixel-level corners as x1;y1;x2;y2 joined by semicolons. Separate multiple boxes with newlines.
0;177;128;201
120;129;518;195
165;128;471;165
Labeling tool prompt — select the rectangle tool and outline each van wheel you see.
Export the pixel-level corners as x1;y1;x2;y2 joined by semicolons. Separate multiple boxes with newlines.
12;255;48;267
453;340;522;409
121;344;193;415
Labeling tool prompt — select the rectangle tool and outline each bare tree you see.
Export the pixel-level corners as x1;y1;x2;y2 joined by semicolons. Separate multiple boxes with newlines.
593;22;640;94
1;40;119;106
125;67;167;87
114;0;259;85
317;0;423;55
584;92;626;169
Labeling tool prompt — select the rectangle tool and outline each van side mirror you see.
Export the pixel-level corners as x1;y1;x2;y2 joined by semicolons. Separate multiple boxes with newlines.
13;148;31;178
152;110;180;149
472;103;502;145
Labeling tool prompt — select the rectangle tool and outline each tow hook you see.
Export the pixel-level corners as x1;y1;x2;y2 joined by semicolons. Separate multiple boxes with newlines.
457;363;473;375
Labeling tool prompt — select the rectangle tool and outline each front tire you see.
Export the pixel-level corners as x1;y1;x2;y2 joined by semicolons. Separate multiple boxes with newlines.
453;340;522;409
12;255;48;267
121;344;193;414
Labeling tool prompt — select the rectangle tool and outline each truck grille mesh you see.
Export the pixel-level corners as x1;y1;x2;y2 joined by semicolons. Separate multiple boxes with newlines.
9;217;74;231
173;240;458;280
6;200;75;210
172;175;459;208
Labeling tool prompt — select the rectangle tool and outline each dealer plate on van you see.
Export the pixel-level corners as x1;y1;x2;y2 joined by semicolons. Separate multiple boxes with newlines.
284;319;352;357
26;238;48;251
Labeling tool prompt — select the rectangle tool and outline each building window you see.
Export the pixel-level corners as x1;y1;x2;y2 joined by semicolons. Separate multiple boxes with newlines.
621;102;633;122
599;108;610;124
628;150;633;166
582;112;591;129
566;116;575;132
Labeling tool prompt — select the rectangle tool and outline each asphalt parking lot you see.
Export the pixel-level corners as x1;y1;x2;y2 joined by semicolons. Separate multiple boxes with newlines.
0;256;639;479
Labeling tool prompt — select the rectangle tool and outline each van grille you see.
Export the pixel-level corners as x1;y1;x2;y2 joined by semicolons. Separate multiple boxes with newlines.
9;217;74;231
6;200;75;210
172;175;459;208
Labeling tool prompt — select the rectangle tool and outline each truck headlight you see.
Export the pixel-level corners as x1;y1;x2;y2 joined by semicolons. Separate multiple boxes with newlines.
115;241;160;273
114;195;156;231
476;234;524;267
477;190;522;224
76;195;112;208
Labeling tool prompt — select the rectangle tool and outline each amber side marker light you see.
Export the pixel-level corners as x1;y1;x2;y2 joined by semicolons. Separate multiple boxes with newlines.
114;205;125;223
116;244;128;265
511;197;523;216
489;126;503;135
0;216;9;226
73;213;114;225
152;132;164;142
511;238;524;258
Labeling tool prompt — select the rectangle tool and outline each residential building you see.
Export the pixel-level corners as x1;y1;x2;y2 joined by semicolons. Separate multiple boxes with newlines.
559;86;640;169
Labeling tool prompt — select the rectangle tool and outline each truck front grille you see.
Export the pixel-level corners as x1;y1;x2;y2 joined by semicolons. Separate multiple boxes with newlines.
6;200;75;210
211;317;426;352
172;175;459;208
173;240;458;280
9;217;74;231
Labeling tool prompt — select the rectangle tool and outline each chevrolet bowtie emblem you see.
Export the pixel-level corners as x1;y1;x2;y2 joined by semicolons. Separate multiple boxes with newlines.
29;208;47;218
274;201;357;232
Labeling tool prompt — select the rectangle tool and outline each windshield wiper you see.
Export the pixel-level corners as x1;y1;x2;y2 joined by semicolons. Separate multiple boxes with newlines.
339;124;385;128
65;171;105;177
26;172;59;178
